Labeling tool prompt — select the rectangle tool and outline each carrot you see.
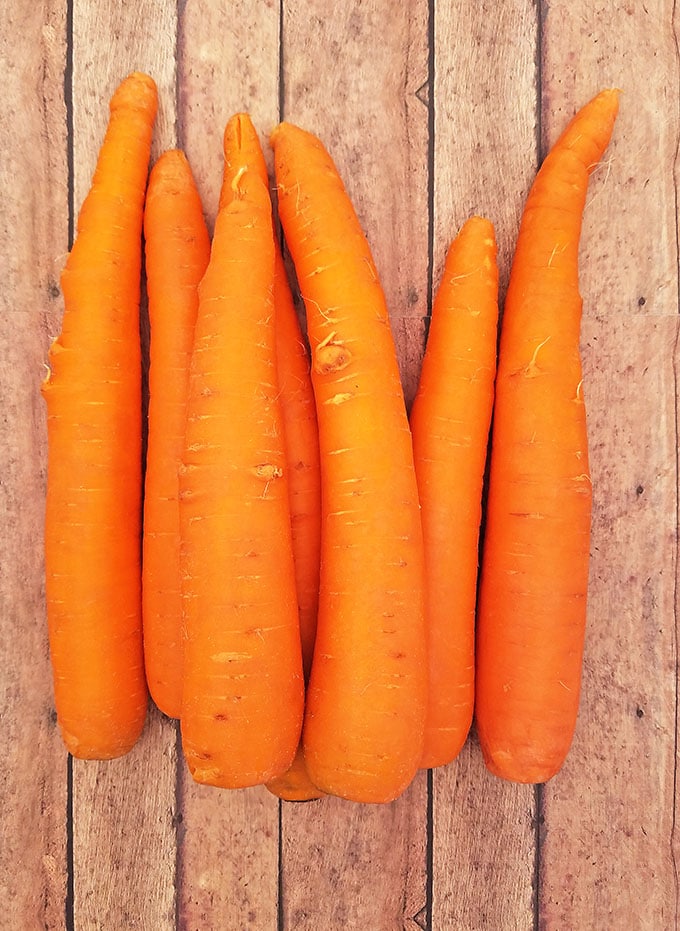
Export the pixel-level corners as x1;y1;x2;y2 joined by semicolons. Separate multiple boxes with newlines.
410;216;499;769
179;119;304;789
475;89;620;783
219;113;324;801
142;149;210;719
265;246;325;802
41;72;157;759
271;121;427;804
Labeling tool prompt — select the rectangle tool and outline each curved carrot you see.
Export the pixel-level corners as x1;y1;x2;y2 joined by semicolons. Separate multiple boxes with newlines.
475;89;619;783
410;216;498;769
142;149;210;719
41;72;157;759
179;124;304;789
271;121;427;804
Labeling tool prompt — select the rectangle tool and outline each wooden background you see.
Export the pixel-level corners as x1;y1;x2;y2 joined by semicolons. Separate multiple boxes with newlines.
2;1;677;929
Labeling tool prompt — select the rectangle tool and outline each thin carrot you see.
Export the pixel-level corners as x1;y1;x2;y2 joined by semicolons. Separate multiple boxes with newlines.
41;71;157;759
410;216;499;769
265;247;325;801
219;113;324;801
475;89;620;783
271;121;427;804
179;120;304;789
142;149;210;719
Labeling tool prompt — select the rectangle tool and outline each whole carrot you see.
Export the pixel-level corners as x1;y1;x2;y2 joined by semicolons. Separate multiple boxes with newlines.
142;149;210;719
271;121;427;804
42;72;157;759
179;123;304;789
475;89;619;783
410;216;498;769
219;113;323;801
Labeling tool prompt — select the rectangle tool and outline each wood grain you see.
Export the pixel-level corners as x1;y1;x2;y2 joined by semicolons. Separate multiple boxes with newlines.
178;781;279;930
177;0;281;231
69;3;179;927
174;5;283;927
433;0;539;292
72;712;178;930
431;3;538;928
539;3;680;926
281;784;428;930
0;3;69;928
538;314;679;930
278;3;429;927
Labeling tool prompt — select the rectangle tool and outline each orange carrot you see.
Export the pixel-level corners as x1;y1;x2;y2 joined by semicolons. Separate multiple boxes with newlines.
179;120;304;789
41;72;157;759
410;216;498;769
264;249;325;801
219;113;324;801
271;121;427;804
271;246;322;684
142;149;210;719
475;89;620;783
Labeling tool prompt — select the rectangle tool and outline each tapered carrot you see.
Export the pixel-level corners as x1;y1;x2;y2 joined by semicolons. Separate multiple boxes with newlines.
265;246;325;802
410;216;498;769
41;72;157;759
475;89;620;783
271;121;427;804
142;149;210;719
179;123;304;789
219;113;324;801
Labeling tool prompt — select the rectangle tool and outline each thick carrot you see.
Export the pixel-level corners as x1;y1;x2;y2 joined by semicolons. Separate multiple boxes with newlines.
475;89;619;783
271;121;427;804
219;113;323;801
142;149;210;719
179;123;304;789
41;72;157;759
410;216;498;769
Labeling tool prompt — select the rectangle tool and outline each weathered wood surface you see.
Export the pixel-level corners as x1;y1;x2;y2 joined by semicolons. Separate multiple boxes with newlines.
1;1;677;929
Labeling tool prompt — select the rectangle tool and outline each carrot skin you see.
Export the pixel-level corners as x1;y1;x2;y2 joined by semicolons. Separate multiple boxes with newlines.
179;128;304;789
475;89;620;783
272;121;427;804
272;245;322;683
410;216;499;769
221;113;323;801
41;72;157;759
142;149;210;719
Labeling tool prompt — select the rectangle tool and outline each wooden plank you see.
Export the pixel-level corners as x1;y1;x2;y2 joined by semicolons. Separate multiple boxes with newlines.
69;3;179;928
278;2;429;927
72;711;179;929
0;3;69;928
281;785;428;930
539;314;679;929
175;5;282;928
431;3;538;928
433;0;539;292
433;742;537;930
538;3;680;927
177;0;282;230
177;782;279;929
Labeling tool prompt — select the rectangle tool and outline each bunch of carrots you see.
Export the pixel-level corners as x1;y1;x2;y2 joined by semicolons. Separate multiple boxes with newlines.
42;71;619;803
